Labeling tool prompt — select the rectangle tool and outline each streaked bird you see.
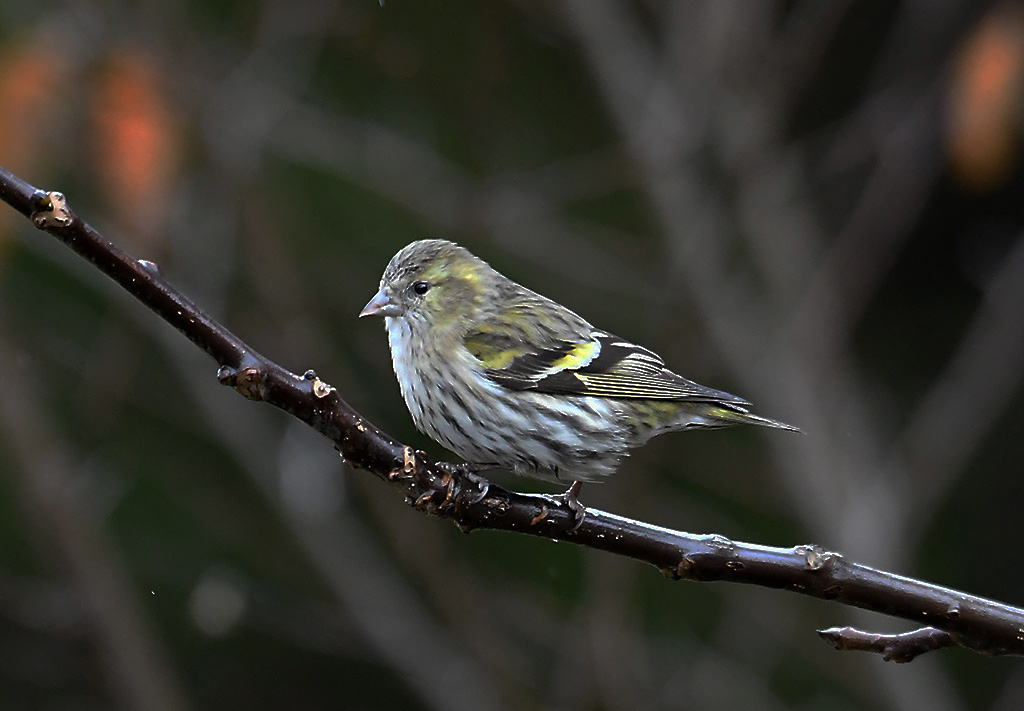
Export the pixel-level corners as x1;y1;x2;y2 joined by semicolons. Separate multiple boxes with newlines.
361;240;798;515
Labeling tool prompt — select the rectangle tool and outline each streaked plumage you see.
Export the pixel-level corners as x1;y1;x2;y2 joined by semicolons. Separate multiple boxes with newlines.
360;239;798;484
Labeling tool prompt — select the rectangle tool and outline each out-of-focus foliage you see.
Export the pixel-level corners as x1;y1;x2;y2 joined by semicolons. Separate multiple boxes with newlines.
1;1;1023;709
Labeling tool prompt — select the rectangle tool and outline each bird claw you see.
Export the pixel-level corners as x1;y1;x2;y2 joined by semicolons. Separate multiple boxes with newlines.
433;462;491;509
544;480;586;531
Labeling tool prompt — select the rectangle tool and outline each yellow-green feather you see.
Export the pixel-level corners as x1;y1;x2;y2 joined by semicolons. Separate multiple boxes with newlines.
549;341;599;371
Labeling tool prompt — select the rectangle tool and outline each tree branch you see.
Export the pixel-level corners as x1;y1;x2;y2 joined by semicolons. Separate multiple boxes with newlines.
3;163;1023;661
819;626;957;663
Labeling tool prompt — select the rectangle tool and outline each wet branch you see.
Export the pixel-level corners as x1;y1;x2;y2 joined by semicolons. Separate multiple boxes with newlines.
3;164;1023;662
819;626;957;662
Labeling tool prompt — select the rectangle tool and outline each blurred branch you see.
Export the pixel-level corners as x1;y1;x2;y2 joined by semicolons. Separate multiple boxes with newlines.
143;336;509;711
552;3;971;708
269;107;653;296
899;230;1024;537
0;332;190;711
3;165;1024;662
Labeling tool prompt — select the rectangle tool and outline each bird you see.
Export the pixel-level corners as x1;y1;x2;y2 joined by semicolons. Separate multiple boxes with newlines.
360;239;798;517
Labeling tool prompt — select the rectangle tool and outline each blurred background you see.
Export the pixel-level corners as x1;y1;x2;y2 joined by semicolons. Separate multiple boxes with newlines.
1;0;1023;709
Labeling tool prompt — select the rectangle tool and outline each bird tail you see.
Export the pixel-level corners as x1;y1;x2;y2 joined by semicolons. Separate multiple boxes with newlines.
704;405;802;433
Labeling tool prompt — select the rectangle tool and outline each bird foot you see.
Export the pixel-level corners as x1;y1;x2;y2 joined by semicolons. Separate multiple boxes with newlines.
434;462;492;507
546;480;586;531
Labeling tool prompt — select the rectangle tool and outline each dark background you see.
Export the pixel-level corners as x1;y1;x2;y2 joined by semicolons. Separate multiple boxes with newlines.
1;1;1024;709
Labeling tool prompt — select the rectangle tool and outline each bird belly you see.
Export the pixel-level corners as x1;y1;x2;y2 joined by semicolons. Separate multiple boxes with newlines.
386;321;630;482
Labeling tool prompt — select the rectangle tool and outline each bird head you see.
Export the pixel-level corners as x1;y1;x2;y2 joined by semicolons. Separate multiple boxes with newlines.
360;240;493;333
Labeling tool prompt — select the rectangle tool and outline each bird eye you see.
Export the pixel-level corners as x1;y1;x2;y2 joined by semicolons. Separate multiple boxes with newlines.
412;281;430;295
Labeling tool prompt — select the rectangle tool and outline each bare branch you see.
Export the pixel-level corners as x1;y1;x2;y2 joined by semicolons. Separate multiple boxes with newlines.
3;164;1024;663
819;626;957;663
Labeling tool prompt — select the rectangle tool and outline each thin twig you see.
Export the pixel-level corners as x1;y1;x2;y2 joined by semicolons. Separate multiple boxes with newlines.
819;626;957;663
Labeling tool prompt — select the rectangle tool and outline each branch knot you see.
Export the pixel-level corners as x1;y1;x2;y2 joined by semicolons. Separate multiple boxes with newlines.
31;191;73;229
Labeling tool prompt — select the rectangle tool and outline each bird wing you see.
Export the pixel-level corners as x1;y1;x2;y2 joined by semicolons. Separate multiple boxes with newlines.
463;298;747;404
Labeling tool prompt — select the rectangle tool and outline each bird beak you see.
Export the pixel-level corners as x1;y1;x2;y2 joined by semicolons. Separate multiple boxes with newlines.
359;288;401;318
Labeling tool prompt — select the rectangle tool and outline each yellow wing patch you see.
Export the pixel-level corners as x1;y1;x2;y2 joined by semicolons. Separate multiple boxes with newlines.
464;339;518;369
547;341;600;372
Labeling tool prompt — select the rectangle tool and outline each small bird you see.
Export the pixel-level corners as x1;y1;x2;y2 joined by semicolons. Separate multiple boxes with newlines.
360;240;797;511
